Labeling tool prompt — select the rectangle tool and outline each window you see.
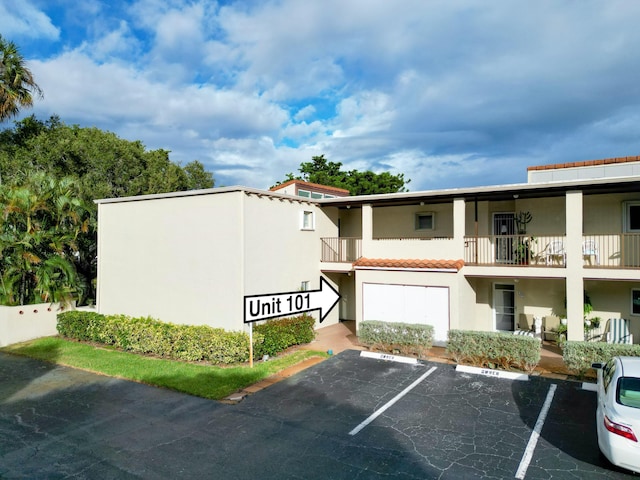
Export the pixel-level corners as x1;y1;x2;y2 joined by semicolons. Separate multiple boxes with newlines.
301;210;315;230
632;289;640;316
415;212;435;230
311;192;323;199
603;359;616;392
300;281;310;291
623;201;640;232
298;189;311;198
618;377;640;409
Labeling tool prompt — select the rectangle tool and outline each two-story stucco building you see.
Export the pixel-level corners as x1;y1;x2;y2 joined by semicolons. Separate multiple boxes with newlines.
95;158;640;344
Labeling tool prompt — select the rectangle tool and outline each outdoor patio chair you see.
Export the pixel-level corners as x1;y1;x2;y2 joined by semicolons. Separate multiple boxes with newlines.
582;240;600;265
602;318;634;344
518;313;534;331
543;315;561;342
544;241;566;266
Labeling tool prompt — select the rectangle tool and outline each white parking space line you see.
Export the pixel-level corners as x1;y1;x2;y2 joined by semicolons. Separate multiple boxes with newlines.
349;366;437;436
582;382;597;392
515;383;558;479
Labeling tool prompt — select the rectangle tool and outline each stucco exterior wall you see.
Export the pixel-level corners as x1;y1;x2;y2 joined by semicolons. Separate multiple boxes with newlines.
242;193;340;326
584;280;640;341
0;303;67;347
338;207;362;238
372;204;454;238
97;191;245;330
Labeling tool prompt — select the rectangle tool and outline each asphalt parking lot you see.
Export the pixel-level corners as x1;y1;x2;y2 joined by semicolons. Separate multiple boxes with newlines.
0;350;637;479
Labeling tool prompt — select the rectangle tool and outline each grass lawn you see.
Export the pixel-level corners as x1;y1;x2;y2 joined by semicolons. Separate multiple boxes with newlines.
1;336;328;400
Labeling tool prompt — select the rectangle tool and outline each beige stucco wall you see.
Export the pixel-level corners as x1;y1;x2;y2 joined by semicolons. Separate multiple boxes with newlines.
0;303;67;347
97;190;341;331
242;193;340;327
463;277;567;332
338;207;362;237
372;204;454;238
97;191;245;330
583;192;640;234
584;280;640;342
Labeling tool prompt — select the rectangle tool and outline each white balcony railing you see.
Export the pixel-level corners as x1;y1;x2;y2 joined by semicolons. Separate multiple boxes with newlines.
323;234;640;268
321;237;362;263
464;235;567;266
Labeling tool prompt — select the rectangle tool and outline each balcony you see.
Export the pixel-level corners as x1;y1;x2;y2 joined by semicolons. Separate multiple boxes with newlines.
582;234;640;268
464;235;567;266
321;237;362;263
464;233;640;268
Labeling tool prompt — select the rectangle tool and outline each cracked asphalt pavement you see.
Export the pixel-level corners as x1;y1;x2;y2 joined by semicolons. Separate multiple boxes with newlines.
0;350;637;479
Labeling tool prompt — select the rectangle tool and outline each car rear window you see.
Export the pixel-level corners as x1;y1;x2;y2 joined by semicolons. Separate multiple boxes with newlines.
618;377;640;409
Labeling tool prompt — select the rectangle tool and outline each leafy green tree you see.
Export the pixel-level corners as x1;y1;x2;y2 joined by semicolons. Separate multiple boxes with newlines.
0;173;93;305
183;160;215;190
0;116;215;304
0;35;42;122
276;155;409;195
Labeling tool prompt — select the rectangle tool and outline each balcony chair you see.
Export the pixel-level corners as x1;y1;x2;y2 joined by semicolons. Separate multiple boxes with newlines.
542;315;561;342
518;313;534;331
602;318;634;344
544;241;566;266
582;240;600;265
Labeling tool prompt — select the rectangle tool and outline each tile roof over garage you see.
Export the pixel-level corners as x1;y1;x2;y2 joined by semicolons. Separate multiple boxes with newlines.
353;258;465;271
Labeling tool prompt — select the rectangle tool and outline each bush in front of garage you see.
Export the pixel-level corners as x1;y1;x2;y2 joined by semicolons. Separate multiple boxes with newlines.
252;314;316;357
358;320;433;357
57;311;263;364
563;341;640;378
447;330;541;372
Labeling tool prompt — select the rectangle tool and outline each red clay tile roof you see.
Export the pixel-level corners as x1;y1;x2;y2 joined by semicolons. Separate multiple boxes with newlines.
270;179;350;196
353;258;465;270
527;155;640;171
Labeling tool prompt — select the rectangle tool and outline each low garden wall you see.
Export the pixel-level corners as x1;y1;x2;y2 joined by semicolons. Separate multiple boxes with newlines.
0;302;71;347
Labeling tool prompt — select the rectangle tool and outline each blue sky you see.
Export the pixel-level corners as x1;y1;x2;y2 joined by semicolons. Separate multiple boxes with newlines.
2;0;640;191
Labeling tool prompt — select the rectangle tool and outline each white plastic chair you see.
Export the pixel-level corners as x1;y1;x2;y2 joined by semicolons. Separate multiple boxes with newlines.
603;318;634;344
582;240;600;265
545;241;566;266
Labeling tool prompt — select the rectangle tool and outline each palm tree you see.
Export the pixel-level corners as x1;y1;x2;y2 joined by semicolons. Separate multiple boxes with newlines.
0;173;91;305
0;35;43;122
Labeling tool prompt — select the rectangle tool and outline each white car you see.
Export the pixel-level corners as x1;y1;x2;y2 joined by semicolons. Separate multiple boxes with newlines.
592;356;640;473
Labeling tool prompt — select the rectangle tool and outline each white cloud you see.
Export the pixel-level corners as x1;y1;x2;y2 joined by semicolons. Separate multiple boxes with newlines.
10;0;640;192
0;1;59;40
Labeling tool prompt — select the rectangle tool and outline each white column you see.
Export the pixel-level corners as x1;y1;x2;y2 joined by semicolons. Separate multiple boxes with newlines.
453;198;466;258
362;204;373;258
565;190;584;342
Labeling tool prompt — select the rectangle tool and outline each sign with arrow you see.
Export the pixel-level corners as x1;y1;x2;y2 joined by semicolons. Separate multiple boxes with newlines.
244;277;340;324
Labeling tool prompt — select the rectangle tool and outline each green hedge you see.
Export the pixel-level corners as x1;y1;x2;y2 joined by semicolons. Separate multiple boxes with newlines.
253;314;316;357
358;321;433;357
563;341;640;377
446;330;541;373
57;311;318;364
57;311;261;364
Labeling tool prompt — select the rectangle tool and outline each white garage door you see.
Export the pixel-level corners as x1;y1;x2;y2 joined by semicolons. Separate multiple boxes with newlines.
363;283;450;343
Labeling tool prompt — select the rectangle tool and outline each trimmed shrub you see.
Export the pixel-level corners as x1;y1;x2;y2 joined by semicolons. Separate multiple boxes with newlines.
57;310;263;365
447;330;541;373
358;321;434;358
253;313;316;357
57;311;107;341
563;341;640;378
